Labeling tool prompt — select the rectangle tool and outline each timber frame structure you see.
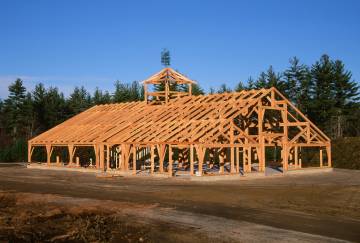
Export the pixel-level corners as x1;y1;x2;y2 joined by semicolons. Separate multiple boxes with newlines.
28;67;331;177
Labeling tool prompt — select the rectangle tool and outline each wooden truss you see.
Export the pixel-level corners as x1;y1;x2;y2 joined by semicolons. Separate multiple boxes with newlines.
28;68;331;177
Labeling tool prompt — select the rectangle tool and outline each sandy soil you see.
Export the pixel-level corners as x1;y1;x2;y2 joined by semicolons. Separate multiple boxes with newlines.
0;165;359;242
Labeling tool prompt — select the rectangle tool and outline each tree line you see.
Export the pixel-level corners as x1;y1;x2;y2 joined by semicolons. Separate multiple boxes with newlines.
0;54;359;162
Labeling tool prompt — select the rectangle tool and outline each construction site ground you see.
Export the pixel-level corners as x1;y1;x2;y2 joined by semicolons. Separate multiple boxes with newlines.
0;164;359;242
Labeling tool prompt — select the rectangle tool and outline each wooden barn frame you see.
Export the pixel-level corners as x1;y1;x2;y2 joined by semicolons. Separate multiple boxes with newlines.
28;68;331;177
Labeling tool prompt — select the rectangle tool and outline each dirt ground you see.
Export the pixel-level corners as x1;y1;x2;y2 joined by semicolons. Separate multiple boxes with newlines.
0;165;359;242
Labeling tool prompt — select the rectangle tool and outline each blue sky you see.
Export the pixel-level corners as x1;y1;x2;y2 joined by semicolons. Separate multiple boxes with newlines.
0;0;359;98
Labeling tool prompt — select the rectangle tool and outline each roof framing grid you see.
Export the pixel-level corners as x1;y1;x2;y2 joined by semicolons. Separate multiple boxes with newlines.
28;69;331;176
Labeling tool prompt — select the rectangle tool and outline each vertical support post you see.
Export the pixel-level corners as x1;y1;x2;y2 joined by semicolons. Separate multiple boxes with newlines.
299;146;302;168
219;148;225;174
326;143;332;167
294;146;298;169
99;144;105;170
168;145;173;177
94;144;99;168
190;144;194;175
76;156;80;167
188;83;192;95
195;145;205;176
320;147;323;168
133;145;137;175
150;145;155;174
157;144;165;173
236;147;240;173
27;142;32;163
56;155;60;164
282;145;288;171
230;146;235;173
68;144;74;165
248;147;252;172
106;144;110;171
258;105;265;172
144;83;148;103
46;144;51;166
271;88;275;107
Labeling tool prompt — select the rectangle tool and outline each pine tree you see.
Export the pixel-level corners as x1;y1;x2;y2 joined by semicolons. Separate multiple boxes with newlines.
180;83;205;96
32;83;47;133
235;81;248;92
44;87;67;128
331;59;359;137
67;86;91;116
309;54;336;132
93;87;111;105
3;79;29;140
217;84;232;93
283;57;312;113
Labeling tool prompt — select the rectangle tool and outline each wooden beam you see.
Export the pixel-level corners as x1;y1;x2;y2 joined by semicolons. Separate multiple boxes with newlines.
106;144;110;171
168;145;173;177
46;144;51;166
190;144;194;175
133;145;137;175
326;143;332;167
320;148;323;168
235;147;240;173
150;145;155;174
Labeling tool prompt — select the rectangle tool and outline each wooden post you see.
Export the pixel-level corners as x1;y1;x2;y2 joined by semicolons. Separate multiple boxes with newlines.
230;146;235;173
190;144;194;175
46;144;51;166
299;146;302;168
195;145;205;176
248;147;252;172
188;83;192;95
294;146;298;169
236;147;240;173
99;144;105;170
133;145;137;175
68;144;74;165
56;155;60;165
144;83;148;103
282;145;288;171
326;143;332;167
320;148;323;168
168;145;173;177
27;143;31;163
157;145;166;173
219;148;224;174
94;144;99;168
76;156;80;167
150;145;155;174
106;145;110;171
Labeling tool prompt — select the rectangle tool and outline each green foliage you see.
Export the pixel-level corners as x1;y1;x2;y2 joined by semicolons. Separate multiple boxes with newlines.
332;137;360;169
0;54;359;162
217;84;232;93
180;83;205;96
92;87;111;105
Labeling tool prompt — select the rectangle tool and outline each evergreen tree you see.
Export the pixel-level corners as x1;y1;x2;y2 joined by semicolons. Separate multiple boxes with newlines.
2;79;30;140
254;66;285;92
93;87;111;105
44;87;67;128
32;83;47;133
180;83;205;96
283;57;312;113
67;86;91;115
113;80;131;103
235;81;247;92
217;83;232;93
309;54;336;132
247;76;255;89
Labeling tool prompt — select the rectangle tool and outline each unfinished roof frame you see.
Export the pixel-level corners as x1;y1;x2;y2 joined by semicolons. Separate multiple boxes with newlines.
28;68;331;177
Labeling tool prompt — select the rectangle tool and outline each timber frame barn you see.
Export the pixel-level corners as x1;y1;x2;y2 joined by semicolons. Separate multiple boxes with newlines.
28;67;331;177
